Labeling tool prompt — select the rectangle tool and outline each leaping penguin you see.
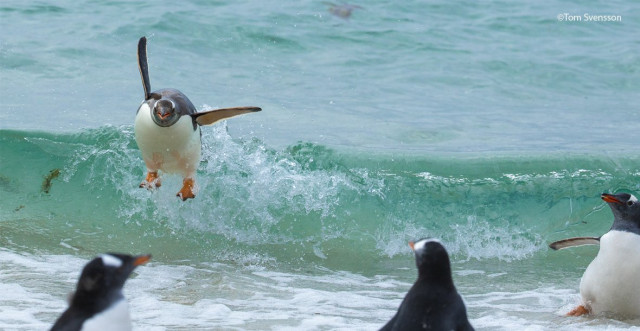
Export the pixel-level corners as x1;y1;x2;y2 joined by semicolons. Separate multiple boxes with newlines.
50;253;151;331
550;192;640;317
134;36;261;200
379;238;475;331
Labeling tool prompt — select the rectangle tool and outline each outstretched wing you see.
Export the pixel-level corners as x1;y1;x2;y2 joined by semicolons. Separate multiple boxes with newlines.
138;37;151;100
549;237;600;250
192;106;262;126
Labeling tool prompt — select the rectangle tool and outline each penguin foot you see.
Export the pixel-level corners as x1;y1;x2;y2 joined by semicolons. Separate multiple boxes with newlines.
139;171;161;189
567;305;590;316
177;178;195;201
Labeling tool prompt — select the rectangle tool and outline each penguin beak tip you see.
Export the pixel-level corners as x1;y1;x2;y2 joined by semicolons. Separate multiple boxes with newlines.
133;254;152;266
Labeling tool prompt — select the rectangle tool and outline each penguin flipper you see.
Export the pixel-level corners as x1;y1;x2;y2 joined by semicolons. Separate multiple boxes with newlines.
192;106;261;126
137;36;151;100
549;237;600;250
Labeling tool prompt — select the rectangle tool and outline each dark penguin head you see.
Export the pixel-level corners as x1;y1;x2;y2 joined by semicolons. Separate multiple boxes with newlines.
74;253;151;298
410;238;453;286
378;239;474;331
151;98;178;126
50;253;151;331
138;89;197;129
602;192;640;233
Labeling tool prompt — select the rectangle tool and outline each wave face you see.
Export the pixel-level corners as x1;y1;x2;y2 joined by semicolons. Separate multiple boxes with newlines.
1;126;638;269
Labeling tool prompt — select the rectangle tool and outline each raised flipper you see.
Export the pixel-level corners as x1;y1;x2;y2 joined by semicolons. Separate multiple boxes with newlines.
549;237;600;250
138;36;151;100
192;106;262;126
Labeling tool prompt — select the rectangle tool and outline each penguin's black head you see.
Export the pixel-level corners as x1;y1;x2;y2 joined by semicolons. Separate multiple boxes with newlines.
75;253;151;297
409;238;453;284
602;192;640;223
151;98;179;127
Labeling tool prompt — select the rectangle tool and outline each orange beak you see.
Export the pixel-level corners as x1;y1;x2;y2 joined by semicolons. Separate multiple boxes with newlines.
408;241;415;251
601;194;622;204
157;112;170;120
133;254;152;266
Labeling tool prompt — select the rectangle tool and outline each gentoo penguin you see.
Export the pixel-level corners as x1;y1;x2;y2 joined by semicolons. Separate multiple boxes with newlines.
134;36;261;200
380;238;474;331
50;253;151;331
550;192;640;317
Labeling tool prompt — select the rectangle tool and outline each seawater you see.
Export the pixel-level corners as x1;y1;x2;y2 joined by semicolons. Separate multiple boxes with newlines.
1;0;640;330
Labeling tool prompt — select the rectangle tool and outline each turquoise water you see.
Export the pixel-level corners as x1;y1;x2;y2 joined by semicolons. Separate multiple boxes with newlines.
2;1;640;330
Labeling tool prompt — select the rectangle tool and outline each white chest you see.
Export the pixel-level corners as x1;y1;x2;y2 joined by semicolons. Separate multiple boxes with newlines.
81;299;132;331
580;230;640;316
134;102;202;175
134;103;200;151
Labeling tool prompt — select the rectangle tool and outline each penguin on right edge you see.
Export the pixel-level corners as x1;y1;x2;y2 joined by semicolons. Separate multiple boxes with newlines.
380;238;474;331
50;253;151;331
550;192;640;317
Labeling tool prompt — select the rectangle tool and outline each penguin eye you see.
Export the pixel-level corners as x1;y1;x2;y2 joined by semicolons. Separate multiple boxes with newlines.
628;201;634;206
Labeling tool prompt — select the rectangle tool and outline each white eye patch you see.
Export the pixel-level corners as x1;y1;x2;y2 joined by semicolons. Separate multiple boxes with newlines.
413;238;442;252
100;254;123;268
154;99;175;110
630;195;638;203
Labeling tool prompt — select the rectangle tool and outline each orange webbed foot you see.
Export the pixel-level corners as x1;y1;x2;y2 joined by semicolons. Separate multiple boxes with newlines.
139;171;161;189
177;178;195;201
567;305;590;317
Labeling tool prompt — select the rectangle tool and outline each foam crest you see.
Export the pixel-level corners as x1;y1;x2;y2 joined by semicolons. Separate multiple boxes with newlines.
374;216;543;262
118;123;366;247
6;127;640;266
447;216;544;262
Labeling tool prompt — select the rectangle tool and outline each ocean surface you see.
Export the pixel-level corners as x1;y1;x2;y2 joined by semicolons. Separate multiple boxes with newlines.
1;0;640;330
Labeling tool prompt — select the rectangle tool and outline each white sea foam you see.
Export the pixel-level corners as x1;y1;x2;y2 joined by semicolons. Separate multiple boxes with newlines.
374;215;544;262
448;216;544;262
3;247;640;330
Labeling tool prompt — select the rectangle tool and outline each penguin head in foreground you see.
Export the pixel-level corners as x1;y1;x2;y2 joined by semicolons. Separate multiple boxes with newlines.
602;192;640;221
409;238;453;284
51;253;151;331
74;253;151;300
